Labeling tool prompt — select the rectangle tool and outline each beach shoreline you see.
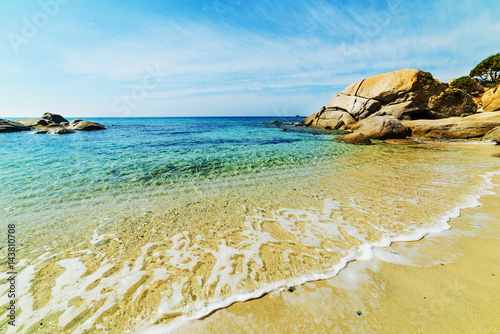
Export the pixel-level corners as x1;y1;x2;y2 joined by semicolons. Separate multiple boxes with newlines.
175;175;500;333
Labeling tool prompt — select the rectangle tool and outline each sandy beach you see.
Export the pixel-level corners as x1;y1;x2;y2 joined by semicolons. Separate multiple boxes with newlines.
176;175;500;334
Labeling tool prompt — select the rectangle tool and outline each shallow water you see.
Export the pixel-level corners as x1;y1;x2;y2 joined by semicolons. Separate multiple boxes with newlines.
1;117;499;333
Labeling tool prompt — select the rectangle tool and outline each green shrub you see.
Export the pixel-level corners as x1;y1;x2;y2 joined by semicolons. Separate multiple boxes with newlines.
450;76;484;94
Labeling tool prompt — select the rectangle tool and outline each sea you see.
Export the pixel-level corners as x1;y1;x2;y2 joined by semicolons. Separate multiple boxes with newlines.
1;116;499;333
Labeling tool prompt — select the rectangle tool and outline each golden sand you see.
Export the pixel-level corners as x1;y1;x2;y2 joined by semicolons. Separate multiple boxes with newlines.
176;176;500;333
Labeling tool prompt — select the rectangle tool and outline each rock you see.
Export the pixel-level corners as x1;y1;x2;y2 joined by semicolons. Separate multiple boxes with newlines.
491;153;500;158
47;128;76;135
33;129;49;134
326;94;381;120
38;119;49;126
483;126;500;141
482;84;500;112
269;120;279;123
384;139;421;145
341;69;445;104
311;108;356;130
300;107;324;126
69;119;84;126
68;120;105;131
402;112;500;139
60;122;69;126
0;119;31;132
12;118;42;127
302;69;477;131
41;113;68;124
428;88;477;118
335;132;373;145
350;116;410;139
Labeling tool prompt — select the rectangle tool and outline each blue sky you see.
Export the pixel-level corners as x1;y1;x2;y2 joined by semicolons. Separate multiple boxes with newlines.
0;0;499;117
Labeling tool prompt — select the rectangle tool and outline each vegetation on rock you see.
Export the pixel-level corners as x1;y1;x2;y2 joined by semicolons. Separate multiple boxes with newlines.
450;76;484;95
470;53;500;87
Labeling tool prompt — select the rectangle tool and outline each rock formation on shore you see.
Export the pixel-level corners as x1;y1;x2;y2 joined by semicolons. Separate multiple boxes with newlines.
482;84;500;112
0;113;105;134
301;69;500;141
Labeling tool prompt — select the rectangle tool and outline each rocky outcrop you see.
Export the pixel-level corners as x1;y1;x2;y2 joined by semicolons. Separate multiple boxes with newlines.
12;118;44;127
300;69;478;140
349;115;410;139
482;84;500;112
68;120;105;131
41;113;68;124
428;88;478;118
1;114;105;134
402;112;500;139
334;133;373;145
0;119;31;132
302;107;355;130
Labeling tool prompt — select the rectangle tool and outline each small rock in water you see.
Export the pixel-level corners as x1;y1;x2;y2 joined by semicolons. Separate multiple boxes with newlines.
356;311;363;316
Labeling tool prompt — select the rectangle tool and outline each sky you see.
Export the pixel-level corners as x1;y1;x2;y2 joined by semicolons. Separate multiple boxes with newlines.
0;0;499;118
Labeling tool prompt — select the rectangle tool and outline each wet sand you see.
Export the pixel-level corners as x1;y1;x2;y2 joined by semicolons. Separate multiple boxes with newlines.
176;175;500;334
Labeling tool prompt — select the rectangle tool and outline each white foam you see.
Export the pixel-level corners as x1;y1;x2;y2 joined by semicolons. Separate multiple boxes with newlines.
135;170;500;334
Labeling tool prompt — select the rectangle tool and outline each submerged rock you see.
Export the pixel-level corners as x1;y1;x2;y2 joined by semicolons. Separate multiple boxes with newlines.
47;128;76;135
384;138;422;145
0;119;31;132
335;133;373;145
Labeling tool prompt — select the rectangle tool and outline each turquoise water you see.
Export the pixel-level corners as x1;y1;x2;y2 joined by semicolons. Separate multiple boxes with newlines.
1;117;352;235
1;117;499;333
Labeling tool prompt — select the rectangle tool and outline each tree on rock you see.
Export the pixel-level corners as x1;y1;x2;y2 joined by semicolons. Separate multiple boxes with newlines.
450;76;484;95
470;53;500;85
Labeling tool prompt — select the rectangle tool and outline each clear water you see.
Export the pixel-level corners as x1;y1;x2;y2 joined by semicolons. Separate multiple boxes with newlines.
1;117;499;333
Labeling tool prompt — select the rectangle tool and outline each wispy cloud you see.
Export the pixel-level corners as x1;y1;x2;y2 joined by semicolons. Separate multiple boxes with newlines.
1;0;499;117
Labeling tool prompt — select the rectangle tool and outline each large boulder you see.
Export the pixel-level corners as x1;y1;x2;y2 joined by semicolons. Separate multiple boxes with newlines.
0;119;31;132
402;112;500;139
41;113;68;124
341;69;445;104
68;119;105;131
350;115;410;139
334;133;373;145
482;84;500;112
301;69;478;131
